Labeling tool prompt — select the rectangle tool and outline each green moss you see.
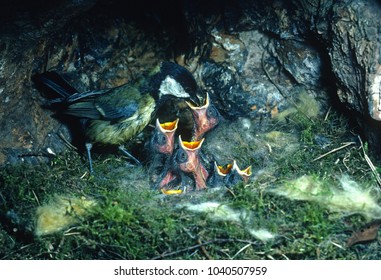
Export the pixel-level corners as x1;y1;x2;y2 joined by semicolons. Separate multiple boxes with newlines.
1;104;380;259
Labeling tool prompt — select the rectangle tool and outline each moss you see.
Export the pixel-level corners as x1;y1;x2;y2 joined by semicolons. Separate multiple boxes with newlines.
1;104;381;259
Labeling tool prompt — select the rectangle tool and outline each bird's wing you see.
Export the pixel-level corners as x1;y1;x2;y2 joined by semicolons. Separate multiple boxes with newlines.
65;84;140;121
94;84;140;121
95;101;139;121
65;88;111;102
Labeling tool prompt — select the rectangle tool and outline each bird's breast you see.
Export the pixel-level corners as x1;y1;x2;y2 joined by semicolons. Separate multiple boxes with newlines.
86;95;156;145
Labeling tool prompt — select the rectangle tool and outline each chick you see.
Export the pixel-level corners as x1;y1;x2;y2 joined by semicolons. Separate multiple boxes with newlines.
208;160;252;188
149;118;179;189
207;161;233;188
186;93;220;141
224;160;252;188
174;136;209;190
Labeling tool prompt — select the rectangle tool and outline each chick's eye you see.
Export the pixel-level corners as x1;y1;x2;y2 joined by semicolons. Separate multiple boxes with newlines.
207;105;218;118
176;149;188;163
159;135;167;145
154;132;167;145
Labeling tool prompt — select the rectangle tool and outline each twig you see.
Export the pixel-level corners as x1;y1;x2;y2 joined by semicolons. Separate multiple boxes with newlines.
231;243;252;260
225;187;236;198
1;243;34;260
80;172;89;179
358;136;381;187
312;142;355;162
324;106;332;122
266;143;273;153
152;238;258;260
58;132;77;151
197;238;213;260
330;241;345;250
32;190;40;206
18;152;56;158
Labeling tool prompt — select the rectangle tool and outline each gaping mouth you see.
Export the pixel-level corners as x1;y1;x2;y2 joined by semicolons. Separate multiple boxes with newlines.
179;136;204;150
215;161;233;176
232;160;252;177
161;189;183;195
186;92;210;110
157;118;179;133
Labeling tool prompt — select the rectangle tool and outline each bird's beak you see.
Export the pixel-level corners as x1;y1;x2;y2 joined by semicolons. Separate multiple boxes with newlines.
186;91;209;111
179;136;205;151
189;95;201;106
231;160;252;183
161;189;183;195
186;93;220;140
157;118;179;133
214;161;233;176
178;136;205;172
187;89;202;106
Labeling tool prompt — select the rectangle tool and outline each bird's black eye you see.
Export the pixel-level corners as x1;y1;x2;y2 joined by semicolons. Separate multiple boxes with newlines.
154;132;167;146
159;134;167;145
207;105;218;118
176;149;188;163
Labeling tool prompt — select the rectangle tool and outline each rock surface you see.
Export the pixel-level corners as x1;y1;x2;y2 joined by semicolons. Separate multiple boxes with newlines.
0;0;381;165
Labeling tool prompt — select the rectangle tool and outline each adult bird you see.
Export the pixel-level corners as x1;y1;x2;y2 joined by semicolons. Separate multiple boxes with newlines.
34;62;200;174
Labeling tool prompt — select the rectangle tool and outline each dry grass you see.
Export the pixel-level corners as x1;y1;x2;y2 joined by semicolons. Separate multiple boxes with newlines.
1;106;380;260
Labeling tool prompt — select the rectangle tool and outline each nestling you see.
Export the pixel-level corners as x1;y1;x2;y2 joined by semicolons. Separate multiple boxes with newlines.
149;118;179;189
174;136;209;190
186;92;220;141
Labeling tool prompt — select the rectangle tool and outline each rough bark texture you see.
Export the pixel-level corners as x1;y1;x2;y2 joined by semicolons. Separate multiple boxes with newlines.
0;0;381;165
0;0;172;164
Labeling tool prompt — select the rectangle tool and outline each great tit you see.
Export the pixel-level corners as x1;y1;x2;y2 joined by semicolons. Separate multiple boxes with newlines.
208;160;251;188
186;92;220;141
155;135;208;192
174;136;209;190
34;62;200;173
224;160;252;188
148;118;179;189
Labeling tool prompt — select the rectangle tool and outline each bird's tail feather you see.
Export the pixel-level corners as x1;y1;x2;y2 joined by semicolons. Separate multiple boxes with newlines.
33;71;78;99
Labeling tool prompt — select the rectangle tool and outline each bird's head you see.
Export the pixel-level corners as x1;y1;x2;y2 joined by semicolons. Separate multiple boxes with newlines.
175;135;208;190
151;118;179;155
225;160;252;187
214;161;233;177
186;92;220;140
153;62;201;105
175;135;204;173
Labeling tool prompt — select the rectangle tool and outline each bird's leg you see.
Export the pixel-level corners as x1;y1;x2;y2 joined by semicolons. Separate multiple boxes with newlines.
118;145;141;165
85;142;94;175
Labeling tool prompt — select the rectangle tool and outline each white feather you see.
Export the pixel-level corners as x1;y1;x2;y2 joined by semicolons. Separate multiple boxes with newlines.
159;76;190;99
